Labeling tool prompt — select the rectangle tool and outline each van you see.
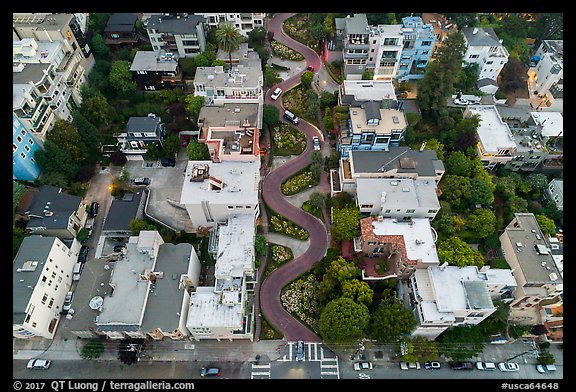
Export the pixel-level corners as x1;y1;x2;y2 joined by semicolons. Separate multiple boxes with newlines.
72;262;84;281
284;110;299;124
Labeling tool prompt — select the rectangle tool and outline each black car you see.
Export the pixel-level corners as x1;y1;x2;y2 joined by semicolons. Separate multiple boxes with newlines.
90;201;99;217
78;245;90;263
160;157;176;167
450;361;474;370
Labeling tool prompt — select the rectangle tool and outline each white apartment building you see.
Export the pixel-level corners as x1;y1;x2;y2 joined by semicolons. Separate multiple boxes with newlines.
528;40;563;107
462;27;509;82
407;265;516;340
546;179;563;211
371;24;403;80
338;79;397;106
194;13;266;36
356;178;440;220
193;64;264;106
145;14;207;58
13;236;80;339
179;160;260;229
187;214;257;340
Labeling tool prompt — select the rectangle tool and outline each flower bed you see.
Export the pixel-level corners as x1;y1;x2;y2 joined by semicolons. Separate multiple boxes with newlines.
281;274;320;331
272;123;306;156
281;170;316;195
271;40;304;61
271;243;294;264
270;215;309;240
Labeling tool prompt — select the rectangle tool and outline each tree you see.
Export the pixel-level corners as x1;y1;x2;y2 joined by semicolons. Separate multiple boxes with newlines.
341;279;374;307
445;151;475;177
301;71;314;88
161;133;180;159
109;60;137;97
465;208;497;239
109;151;127;166
80;92;114;129
81;339;104;359
263;104;280;128
439;175;473;211
46;120;86;162
469;178;495;207
437;236;484;267
90;33;109;57
437;325;486;361
185;95;205;123
422;138;444;160
331;206;361;242
499;58;528;94
369;299;417;343
72;110;102;156
308;192;325;212
187;139;210;161
318;297;370;343
535;215;556;236
128;219;156;235
478;300;510;338
34;140;79;183
411;336;440;362
214;23;243;71
254;234;267;257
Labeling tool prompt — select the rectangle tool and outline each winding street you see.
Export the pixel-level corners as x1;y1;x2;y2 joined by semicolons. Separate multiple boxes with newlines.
259;13;329;343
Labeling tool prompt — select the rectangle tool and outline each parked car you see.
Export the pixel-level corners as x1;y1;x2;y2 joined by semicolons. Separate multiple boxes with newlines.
354;362;373;371
161;157;176;167
78;245;89;263
133;177;151;185
306;65;314;72
536;364;557;373
476;361;497;370
408;362;421;369
296;340;304;361
200;367;220;377
499;362;520;372
271;87;282;100
424;361;441;369
450;361;474;370
90;201;99;217
312;136;320;151
453;97;469;106
62;291;74;314
27;359;51;369
399;361;409;370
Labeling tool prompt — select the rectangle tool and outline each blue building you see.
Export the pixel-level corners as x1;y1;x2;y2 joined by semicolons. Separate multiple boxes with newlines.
397;16;436;81
13;113;42;182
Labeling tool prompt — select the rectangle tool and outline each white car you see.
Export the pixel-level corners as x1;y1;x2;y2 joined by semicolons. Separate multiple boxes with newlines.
476;361;496;370
453;97;469;106
271;87;282;100
312;136;320;151
27;359;51;369
62;291;74;314
499;362;520;372
354;362;373;371
400;361;409;370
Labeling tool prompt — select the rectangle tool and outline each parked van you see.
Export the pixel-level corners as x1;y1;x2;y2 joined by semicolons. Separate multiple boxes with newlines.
284;110;299;124
72;262;84;281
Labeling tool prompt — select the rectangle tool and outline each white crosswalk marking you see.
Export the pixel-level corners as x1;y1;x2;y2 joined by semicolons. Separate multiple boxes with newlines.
320;356;340;379
251;363;271;379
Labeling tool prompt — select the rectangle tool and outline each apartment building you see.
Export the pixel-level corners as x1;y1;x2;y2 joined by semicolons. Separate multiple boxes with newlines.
179;160;260;230
13;113;42;182
113;114;166;159
13;236;80;339
397;15;436;81
546;179;563;211
464;105;548;171
407;265;516;340
421;13;458;57
195;13;266;37
338;79;397;106
193;64;264;107
145;13;207;58
461;27;509;82
187;214;257;341
528;40;563;108
130;50;184;91
16;185;90;241
499;213;563;326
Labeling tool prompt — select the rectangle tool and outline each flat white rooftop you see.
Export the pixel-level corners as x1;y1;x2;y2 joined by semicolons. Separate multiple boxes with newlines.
370;218;439;263
180;160;260;206
214;214;255;278
342;80;396;101
356;178;439;210
468;105;516;153
186;286;243;329
530;111;563;137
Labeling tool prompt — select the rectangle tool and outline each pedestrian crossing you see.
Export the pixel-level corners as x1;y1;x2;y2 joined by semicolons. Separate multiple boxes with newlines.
251;363;271;379
278;342;336;363
320;356;340;379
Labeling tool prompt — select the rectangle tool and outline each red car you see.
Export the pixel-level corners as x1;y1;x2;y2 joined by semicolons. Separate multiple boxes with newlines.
306;65;314;72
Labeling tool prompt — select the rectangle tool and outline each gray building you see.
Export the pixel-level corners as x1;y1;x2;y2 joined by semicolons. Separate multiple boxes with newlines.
114;114;166;158
145;13;207;58
100;191;145;240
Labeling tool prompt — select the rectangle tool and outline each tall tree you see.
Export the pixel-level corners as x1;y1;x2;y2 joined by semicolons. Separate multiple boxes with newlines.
437;325;486;361
214;23;243;71
318;297;370;343
437;236;485;267
331;206;361;242
109;60;137;97
370;299;417;344
46;119;86;162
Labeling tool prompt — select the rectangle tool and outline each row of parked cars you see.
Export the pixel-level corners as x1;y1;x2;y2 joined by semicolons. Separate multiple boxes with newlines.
398;361;522;372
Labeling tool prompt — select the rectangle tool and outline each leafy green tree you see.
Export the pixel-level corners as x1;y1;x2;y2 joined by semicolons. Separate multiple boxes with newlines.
215;23;243;70
308;192;325;212
331;206;361;242
535;215;556;236
306;90;319;119
254;234;267;257
185;95;205;122
437;236;484;267
469;178;495;207
72;110;102;155
318;297;370;343
465;208;497;239
369;299;417;343
341;279;374;307
437;325;486;361
46;120;87;162
445;151;475;177
439;175;473;211
80;92;114;129
525;173;549;193
301;71;314;88
411;336;441;362
90;33;109;57
80;339;104;359
193;53;211;68
263;104;280;128
499;58;528;94
324;256;361;285
109;60;137;97
187;139;210;161
34;140;79;183
179;57;197;78
478;300;510;338
128;218;156;235
162;133;180;159
422;138;444;160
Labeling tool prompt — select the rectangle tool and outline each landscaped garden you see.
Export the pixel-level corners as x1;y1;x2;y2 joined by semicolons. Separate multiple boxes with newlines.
280;273;321;331
281;167;317;195
271;122;307;156
269;215;309;240
263;243;294;279
270;40;304;61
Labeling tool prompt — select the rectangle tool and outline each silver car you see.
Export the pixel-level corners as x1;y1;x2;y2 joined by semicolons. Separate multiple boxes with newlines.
27;359;51;369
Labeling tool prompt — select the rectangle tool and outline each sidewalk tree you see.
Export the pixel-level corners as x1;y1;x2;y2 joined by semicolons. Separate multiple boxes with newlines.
80;338;105;359
318;297;370;343
411;335;441;363
369;298;417;344
437;325;486;361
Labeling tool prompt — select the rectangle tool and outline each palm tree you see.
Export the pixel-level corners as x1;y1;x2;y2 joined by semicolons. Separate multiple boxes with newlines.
214;23;243;71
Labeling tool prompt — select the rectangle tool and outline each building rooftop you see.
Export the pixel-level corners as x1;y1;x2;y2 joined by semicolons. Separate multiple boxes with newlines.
105;13;138;32
13;236;59;324
186;286;243;330
530;111;563;138
342;14;369;35
194;64;262;90
198;103;261;130
130;50;179;72
22;185;82;230
350;148;444;178
180;160;260;206
462;27;502;47
349;105;406;134
141;243;194;334
340;80;396;105
361;217;439;264
503;213;563;285
145;14;205;35
214;214;255;278
126;115;162;134
356;178;439;211
13;13;71;30
102;191;144;232
467;105;516;153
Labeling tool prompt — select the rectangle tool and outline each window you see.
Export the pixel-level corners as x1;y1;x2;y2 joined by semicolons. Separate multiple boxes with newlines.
421;40;432;46
406;209;415;213
17;135;22;143
383;38;398;45
111;33;120;38
28;138;34;145
13;144;17;153
24;145;30;152
469;54;479;59
360;204;374;209
21;129;26;136
48;298;54;309
20;152;26;159
41;294;48;304
428;209;438;214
